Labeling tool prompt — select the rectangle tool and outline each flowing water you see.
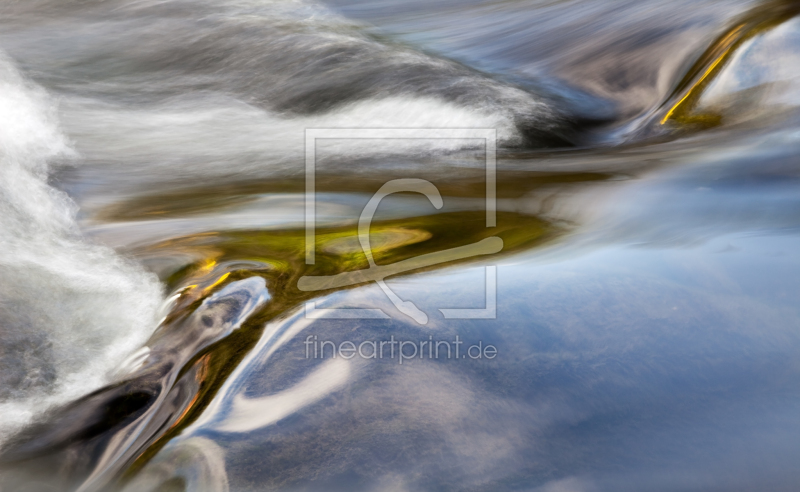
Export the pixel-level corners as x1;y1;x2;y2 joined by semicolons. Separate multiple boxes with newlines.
1;0;800;490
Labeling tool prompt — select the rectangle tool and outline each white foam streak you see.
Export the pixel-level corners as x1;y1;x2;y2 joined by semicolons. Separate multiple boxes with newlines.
63;95;518;183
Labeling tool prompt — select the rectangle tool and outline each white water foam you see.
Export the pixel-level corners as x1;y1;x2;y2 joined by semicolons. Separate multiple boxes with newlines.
0;55;163;444
62;94;520;185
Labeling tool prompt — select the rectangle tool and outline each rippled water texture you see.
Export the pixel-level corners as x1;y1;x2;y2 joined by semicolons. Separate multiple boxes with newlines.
1;0;800;491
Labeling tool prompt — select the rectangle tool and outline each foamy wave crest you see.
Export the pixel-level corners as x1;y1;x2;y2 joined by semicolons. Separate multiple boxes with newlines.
0;55;163;444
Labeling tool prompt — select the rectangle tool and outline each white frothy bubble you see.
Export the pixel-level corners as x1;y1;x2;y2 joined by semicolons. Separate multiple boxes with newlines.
0;54;163;444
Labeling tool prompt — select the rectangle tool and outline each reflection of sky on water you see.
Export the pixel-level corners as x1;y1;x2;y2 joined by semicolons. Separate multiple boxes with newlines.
700;17;800;112
138;223;800;491
561;132;800;252
107;99;800;492
127;113;800;489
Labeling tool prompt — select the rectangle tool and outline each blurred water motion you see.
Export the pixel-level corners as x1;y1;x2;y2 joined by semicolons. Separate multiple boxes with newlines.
1;0;800;491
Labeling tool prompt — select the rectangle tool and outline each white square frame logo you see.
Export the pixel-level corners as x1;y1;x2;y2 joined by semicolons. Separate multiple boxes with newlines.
298;128;501;325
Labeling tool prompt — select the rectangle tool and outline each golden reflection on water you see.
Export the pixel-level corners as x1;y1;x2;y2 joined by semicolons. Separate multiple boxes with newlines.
108;172;578;483
320;227;432;255
153;210;557;297
659;0;800;128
